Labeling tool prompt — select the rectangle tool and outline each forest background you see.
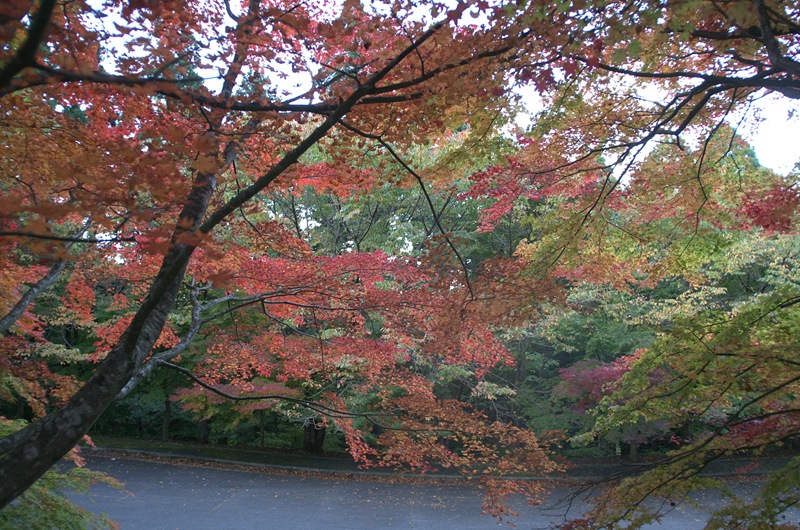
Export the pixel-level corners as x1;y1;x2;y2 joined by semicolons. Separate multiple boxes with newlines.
0;0;799;528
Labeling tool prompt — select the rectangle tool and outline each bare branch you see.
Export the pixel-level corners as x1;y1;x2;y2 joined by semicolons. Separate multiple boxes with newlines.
0;231;135;244
0;0;57;91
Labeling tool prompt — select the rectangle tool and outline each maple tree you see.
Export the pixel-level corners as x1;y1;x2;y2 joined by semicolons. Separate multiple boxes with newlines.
560;228;800;528
480;128;800;526
1;0;799;526
0;0;572;514
464;115;799;521
455;0;800;524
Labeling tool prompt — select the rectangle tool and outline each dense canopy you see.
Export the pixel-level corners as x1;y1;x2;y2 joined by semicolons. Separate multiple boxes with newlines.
0;0;798;527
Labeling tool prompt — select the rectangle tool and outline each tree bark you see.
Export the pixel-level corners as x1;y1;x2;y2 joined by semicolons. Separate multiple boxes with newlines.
198;419;209;445
628;442;639;461
0;0;57;91
0;169;214;507
303;422;326;454
259;410;266;449
0;261;188;506
162;397;171;442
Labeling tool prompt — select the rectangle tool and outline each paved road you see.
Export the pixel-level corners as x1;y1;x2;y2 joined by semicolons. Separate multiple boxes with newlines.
70;455;796;529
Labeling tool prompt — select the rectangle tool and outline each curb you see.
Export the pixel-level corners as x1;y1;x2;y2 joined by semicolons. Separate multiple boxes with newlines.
84;445;795;484
85;446;477;483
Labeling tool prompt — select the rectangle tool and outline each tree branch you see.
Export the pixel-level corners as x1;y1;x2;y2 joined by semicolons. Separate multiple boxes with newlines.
200;21;446;234
0;260;65;336
337;119;475;299
0;231;135;244
158;361;403;424
0;221;92;334
0;0;57;92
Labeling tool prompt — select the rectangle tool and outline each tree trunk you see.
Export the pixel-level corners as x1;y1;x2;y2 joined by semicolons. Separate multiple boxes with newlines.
259;410;266;449
303;422;326;454
0;252;191;507
15;399;28;421
198;419;209;445
628;442;639;461
0;170;215;509
162;397;171;442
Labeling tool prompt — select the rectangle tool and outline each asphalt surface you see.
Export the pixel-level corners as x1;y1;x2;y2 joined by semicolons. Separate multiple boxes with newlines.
68;454;800;530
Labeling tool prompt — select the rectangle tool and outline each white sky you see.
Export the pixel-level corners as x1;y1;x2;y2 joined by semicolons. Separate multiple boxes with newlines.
516;85;799;177
741;96;799;175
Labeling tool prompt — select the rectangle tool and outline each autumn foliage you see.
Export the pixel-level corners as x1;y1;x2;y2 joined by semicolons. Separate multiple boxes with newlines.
1;0;800;527
0;0;571;517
